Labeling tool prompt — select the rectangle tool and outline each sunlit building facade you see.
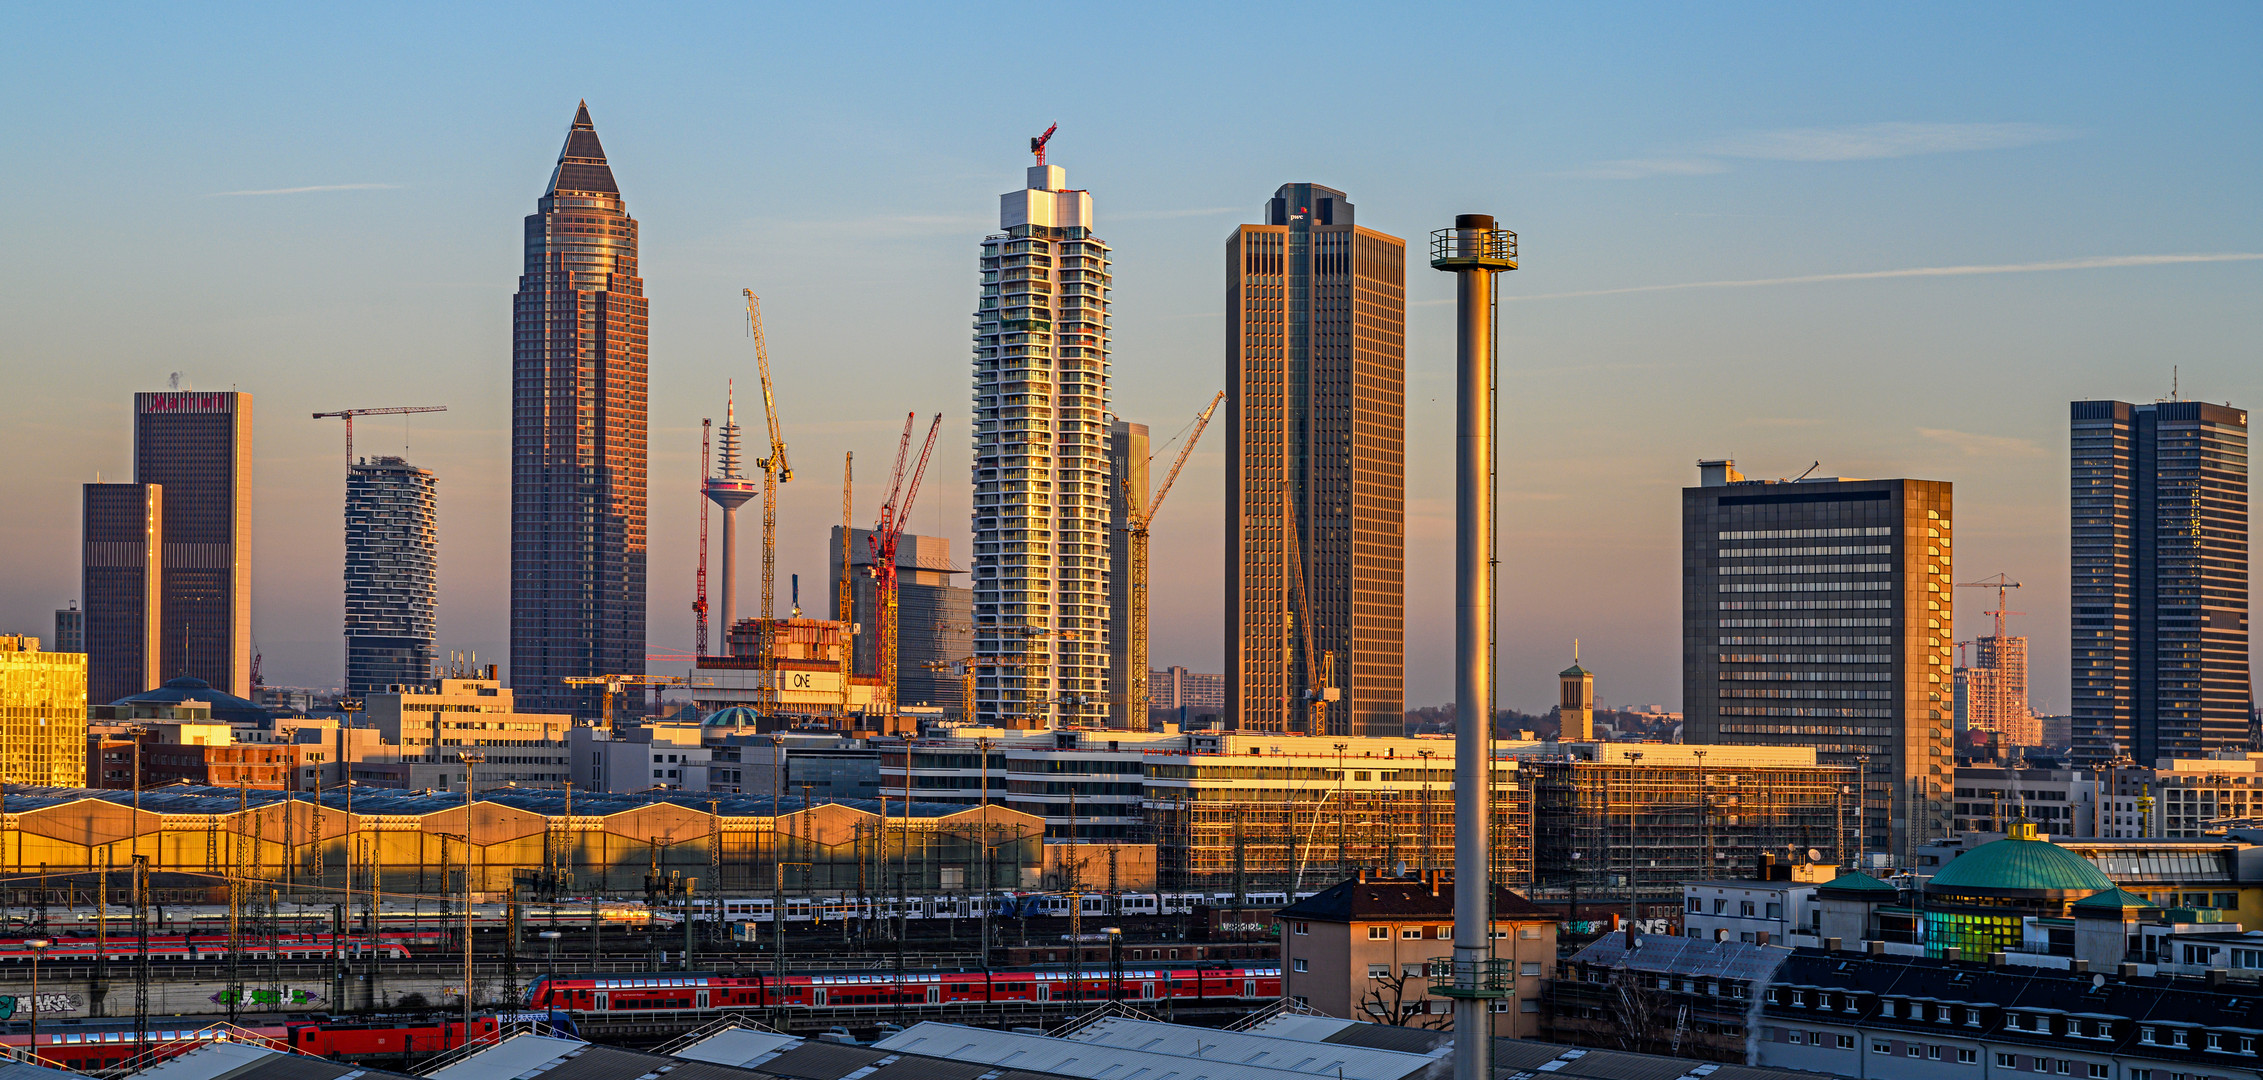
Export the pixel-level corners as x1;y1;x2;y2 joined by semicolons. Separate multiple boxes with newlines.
511;102;649;717
135;390;253;696
0;636;88;787
970;155;1111;729
346;456;437;694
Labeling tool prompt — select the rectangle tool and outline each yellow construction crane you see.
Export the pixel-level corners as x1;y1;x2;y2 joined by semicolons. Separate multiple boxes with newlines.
745;290;792;719
561;674;695;732
1118;391;1222;728
1280;499;1338;734
926;655;1036;726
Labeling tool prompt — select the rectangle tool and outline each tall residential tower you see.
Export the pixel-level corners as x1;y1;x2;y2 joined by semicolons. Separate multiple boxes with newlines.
510;102;649;717
1681;460;1954;863
134;390;252;695
1226;184;1406;736
345;456;437;694
2069;400;2251;764
968;142;1112;729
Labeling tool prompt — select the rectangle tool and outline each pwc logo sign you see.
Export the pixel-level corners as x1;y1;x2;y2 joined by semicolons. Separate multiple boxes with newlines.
138;392;234;414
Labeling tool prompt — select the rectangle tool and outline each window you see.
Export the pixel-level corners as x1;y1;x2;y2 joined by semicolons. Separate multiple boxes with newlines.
2206;1035;2222;1052
1791;991;1806;1006
1294;922;1310;936
1931;1046;1944;1060
2089;1068;2109;1079
1881;1001;1898;1017
2171;1031;2188;1049
1874;1042;1893;1054
1839;1035;1857;1049
1768;902;1784;919
1715;899;1728;913
1521;962;1542;976
1789;1033;1805;1046
1403;964;1422;978
1909;1045;1923;1058
2139;1028;2157;1045
1402;928;1423;939
1367;926;1388;939
1292;959;1308;973
1368;964;1389;979
2032;1059;2047;1073
1742;901;1757;917
2057;1062;2071;1074
1961;1050;1979;1065
1999;1055;2019;1069
1690;898;1704;913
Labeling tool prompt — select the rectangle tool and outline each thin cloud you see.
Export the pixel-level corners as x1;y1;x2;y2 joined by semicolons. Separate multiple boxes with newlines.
1504;253;2263;302
206;182;402;197
1704;122;2076;162
1920;427;2046;458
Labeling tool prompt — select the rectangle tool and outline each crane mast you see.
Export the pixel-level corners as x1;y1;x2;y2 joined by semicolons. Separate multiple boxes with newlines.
310;405;447;464
1118;391;1223;729
745;290;793;719
872;414;942;717
695;418;712;657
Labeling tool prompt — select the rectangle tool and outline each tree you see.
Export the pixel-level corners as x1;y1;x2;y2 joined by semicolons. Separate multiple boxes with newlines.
1359;964;1451;1029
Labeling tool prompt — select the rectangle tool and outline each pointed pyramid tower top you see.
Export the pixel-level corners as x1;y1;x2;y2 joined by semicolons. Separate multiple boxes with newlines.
547;101;618;196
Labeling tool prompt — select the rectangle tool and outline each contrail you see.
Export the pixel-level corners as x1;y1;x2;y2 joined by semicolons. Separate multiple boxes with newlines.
207;183;401;197
1502;252;2263;301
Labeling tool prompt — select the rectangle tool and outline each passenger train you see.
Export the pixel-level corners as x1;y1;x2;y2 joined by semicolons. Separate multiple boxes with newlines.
525;965;1285;1014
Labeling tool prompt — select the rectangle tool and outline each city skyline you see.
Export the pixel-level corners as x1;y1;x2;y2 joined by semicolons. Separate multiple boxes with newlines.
3;5;2258;714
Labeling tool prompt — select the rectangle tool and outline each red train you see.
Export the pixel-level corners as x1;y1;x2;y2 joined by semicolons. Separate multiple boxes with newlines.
0;1014;536;1074
526;965;1284;1014
0;932;428;963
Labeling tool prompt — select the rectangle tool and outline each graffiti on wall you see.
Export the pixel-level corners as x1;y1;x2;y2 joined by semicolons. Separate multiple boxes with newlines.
0;994;83;1019
209;988;325;1007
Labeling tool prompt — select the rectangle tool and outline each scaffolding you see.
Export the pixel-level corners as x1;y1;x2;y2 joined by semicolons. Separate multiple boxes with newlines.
1528;758;1855;902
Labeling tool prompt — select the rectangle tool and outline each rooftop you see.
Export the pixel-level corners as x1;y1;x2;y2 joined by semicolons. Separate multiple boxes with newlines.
1926;827;2117;898
1277;874;1553;922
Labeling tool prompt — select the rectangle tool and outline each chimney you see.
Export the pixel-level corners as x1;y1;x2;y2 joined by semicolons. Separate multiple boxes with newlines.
2119;964;2140;979
1867;941;1885;956
1357;867;1367;883
1943;947;1963;962
2069;959;2088;974
1825;937;1842;952
2207;969;2228;986
1990;952;2008;967
1430;875;1440;899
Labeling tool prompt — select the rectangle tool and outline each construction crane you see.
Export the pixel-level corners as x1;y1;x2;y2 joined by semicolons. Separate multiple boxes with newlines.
1030;122;1058;165
694;418;712;657
872;413;942;715
925;655;1034;727
745;290;793;718
1281;499;1338;734
561;674;695;733
1118;391;1223;728
1957;573;2024;641
310;406;447;464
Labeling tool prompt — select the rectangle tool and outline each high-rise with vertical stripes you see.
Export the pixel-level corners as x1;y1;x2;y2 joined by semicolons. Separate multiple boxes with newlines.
511;102;648;717
2069;399;2251;764
346;456;437;694
134;390;252;696
1226;184;1406;737
969;152;1111;729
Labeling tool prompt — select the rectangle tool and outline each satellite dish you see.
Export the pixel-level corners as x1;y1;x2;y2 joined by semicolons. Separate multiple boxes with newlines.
2091;974;2106;989
1808;848;1824;863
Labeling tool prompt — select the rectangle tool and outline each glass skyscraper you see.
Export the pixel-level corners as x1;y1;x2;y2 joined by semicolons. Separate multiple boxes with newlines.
1225;184;1406;737
2069;399;2251;764
346;456;437;694
970;155;1111;729
511;102;648;717
134;390;252;696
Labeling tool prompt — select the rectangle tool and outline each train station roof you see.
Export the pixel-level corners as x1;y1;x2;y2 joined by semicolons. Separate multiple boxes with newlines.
1056;1017;1444;1080
123;1040;417;1080
430;1028;1088;1080
0;785;1009;822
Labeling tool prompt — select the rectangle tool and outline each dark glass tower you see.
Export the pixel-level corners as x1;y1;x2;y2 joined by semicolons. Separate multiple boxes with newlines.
1226;184;1406;737
134;390;252;695
2070;400;2251;764
511;103;649;717
82;482;162;703
346;456;437;694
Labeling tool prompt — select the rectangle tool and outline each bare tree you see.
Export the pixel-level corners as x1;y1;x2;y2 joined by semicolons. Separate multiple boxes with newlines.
1359;966;1452;1030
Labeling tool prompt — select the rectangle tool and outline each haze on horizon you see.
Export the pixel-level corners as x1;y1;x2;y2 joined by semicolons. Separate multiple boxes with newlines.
2;2;2257;715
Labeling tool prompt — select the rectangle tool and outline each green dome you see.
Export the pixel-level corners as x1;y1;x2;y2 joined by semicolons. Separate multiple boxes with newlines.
1925;831;2114;899
1819;870;1897;897
2071;887;2160;916
703;706;761;727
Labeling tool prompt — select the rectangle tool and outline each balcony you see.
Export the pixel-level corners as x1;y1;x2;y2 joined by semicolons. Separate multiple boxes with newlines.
1428;956;1511;999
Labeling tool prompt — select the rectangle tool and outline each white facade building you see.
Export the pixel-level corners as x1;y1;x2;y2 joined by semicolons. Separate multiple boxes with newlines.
570;723;712;793
971;155;1112;730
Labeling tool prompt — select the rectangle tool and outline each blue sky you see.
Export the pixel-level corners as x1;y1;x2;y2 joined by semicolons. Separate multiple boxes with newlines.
2;2;2257;712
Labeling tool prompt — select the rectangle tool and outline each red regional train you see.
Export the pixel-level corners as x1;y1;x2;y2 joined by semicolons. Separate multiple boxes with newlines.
0;931;428;963
0;1014;546;1074
526;965;1284;1014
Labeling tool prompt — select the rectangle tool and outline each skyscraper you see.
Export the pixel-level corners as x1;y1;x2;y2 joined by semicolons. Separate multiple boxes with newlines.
345;456;438;694
0;636;88;787
2070;400;2251;764
511;102;649;717
53;603;83;655
1226;184;1406;737
134;389;252;695
81;482;161;704
969;143;1111;729
1681;460;1954;862
1108;418;1149;729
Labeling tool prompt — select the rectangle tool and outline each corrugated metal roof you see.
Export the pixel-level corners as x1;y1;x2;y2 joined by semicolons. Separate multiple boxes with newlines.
0;786;980;820
876;1022;1349;1080
424;1033;586;1080
674;1029;805;1068
1571;933;1793;983
1059;1018;1442;1080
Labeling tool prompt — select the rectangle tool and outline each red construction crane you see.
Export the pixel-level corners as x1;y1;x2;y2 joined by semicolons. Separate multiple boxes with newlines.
694;417;712;657
870;412;942;714
310;406;447;464
1956;573;2025;640
1030;122;1058;166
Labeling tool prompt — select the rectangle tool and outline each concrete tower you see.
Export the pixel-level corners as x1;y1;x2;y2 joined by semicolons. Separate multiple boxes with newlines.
510;102;648;717
1558;646;1595;742
969;134;1111;729
704;384;758;633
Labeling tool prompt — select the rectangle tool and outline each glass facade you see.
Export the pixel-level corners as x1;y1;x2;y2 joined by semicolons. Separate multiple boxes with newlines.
0;637;88;787
511;103;648;718
2069;400;2251;764
133;391;253;696
1226;186;1407;736
345;456;437;694
81;482;162;704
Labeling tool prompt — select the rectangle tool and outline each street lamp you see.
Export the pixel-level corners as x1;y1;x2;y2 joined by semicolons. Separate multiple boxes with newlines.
25;937;50;1058
538;930;562;980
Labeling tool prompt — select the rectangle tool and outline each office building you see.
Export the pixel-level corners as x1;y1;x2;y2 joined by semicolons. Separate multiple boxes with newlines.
0;636;88;787
1150;665;1225;724
344;455;438;694
2069;399;2251;764
1225;184;1405;736
1108;419;1149;728
970;146;1111;729
1682;459;1954;864
81;482;162;704
511;102;649;718
53;603;82;655
832;527;971;716
135;389;253;695
361;676;572;790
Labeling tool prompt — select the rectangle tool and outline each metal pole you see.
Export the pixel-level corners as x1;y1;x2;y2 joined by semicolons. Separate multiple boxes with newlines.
1434;213;1513;1075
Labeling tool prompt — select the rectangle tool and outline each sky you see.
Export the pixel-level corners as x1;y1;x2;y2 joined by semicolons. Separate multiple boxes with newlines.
2;2;2257;715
